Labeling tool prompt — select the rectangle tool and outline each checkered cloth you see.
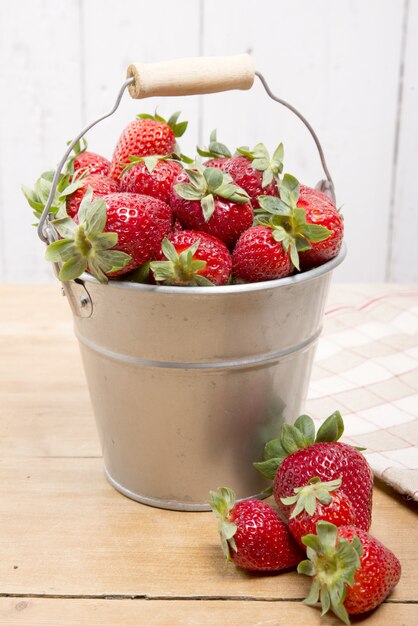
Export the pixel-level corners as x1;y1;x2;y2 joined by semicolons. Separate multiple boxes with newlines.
306;286;418;501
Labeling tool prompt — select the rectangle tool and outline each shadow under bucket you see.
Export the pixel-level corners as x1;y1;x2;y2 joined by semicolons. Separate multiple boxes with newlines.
64;245;346;511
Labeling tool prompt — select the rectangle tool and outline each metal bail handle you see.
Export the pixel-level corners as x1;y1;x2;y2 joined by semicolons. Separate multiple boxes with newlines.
37;54;335;246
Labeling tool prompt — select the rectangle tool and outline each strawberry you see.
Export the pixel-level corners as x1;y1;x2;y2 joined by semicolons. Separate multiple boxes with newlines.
72;151;111;177
169;166;253;248
232;225;293;282
66;174;120;218
150;231;231;286
110;111;187;180
45;190;173;283
197;131;282;207
281;476;357;548
120;156;183;204
209;487;303;571
66;138;111;177
298;521;401;624
297;184;344;270
254;412;373;531
255;174;333;271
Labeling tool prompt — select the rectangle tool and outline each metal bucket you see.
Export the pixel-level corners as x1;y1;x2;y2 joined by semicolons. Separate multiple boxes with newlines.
37;54;345;510
63;247;345;510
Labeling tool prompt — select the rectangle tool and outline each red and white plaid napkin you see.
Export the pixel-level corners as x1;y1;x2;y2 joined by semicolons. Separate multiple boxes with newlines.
307;285;418;500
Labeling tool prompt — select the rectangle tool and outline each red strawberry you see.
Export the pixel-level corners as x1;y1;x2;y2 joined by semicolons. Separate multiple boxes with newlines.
170;166;253;248
65;138;111;177
150;230;231;286
209;487;303;571
255;174;334;271
297;184;344;270
206;156;279;208
120;156;183;204
110;111;187;180
254;412;373;531
232;225;293;282
45;190;173;283
281;476;357;547
73;151;111;177
198;132;282;207
66;174;119;218
298;521;401;624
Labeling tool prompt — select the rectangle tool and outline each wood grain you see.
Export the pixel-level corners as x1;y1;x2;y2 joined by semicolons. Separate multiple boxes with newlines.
0;598;415;626
0;457;415;601
127;55;254;99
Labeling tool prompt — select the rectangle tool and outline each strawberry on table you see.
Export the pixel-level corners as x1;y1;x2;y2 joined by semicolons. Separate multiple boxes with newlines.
281;476;357;548
120;155;183;204
150;231;231;286
198;131;282;207
298;521;401;624
254;412;373;531
45;190;173;283
209;487;303;572
170;165;253;248
110;111;187;180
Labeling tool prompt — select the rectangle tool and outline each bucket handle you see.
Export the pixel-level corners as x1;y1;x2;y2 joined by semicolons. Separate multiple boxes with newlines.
37;53;335;245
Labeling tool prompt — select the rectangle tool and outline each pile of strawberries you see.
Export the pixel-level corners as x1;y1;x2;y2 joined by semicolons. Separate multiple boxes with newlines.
210;412;401;625
23;111;344;286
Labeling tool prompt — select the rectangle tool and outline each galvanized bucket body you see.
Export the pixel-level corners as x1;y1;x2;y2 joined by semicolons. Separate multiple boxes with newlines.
65;248;345;510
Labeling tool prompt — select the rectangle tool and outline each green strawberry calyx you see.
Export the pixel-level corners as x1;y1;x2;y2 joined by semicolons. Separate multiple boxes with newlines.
209;487;238;560
298;521;363;626
21;169;87;223
237;142;284;188
253;410;344;481
256;173;332;270
150;237;213;286
120;154;176;177
196;129;232;159
137;110;188;138
174;165;250;222
281;476;343;519
44;188;131;284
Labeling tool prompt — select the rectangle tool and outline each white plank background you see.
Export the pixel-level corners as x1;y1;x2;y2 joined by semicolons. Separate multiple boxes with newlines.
0;0;416;283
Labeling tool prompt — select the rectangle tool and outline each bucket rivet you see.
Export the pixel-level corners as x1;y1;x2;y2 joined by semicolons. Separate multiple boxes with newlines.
80;295;89;308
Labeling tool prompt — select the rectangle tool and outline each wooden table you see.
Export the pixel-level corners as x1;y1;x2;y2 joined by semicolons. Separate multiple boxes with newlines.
0;285;416;626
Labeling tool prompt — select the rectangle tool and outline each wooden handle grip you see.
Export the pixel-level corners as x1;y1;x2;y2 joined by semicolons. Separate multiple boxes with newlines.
126;54;255;99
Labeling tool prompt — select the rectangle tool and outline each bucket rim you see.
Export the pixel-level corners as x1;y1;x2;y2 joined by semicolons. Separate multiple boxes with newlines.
78;242;346;295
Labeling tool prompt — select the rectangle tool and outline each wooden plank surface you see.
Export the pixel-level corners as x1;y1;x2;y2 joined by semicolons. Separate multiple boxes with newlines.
0;285;416;625
0;598;415;626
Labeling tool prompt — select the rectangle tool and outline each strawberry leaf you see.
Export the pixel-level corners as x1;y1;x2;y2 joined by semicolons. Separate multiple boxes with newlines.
197;129;232;158
253;457;281;480
204;167;224;191
201;194;216;222
174;183;203;201
315;411;344;443
300;223;332;242
293;414;316;444
45;239;77;262
59;256;88;282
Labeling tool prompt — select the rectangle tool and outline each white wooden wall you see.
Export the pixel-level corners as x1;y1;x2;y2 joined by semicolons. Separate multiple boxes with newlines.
1;0;417;283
